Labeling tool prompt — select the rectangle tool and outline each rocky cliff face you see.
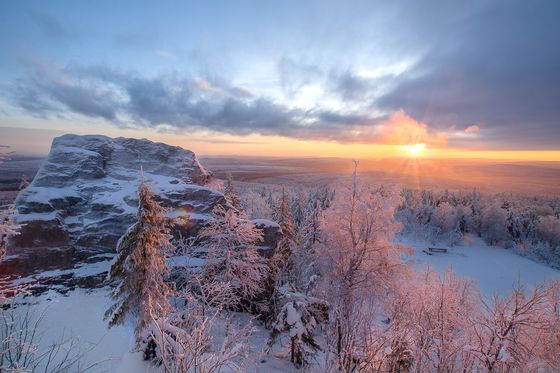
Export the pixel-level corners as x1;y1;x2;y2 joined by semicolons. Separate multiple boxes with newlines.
10;134;281;261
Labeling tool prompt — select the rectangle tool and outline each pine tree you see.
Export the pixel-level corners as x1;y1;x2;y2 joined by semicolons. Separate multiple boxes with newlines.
224;174;241;210
269;285;327;368
105;178;175;341
272;190;296;274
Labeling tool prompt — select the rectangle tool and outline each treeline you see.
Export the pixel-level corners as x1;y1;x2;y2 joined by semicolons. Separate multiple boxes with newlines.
397;188;560;266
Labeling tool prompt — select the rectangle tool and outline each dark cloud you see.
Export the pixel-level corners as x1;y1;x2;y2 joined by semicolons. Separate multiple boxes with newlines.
8;65;403;143
329;71;373;102
377;1;560;149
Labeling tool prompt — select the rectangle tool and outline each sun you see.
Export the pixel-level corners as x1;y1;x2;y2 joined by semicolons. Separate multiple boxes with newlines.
402;143;426;157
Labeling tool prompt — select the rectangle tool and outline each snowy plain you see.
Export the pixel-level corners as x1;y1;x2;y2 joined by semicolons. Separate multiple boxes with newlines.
404;234;560;296
9;236;560;372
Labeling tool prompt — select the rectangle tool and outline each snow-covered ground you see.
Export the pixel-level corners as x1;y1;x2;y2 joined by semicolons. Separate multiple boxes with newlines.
9;285;297;372
403;234;560;295
7;236;560;372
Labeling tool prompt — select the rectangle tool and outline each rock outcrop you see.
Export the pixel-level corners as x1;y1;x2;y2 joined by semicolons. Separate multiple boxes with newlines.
10;134;281;261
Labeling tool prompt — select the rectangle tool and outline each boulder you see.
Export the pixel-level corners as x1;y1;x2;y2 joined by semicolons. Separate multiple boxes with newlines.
10;134;280;262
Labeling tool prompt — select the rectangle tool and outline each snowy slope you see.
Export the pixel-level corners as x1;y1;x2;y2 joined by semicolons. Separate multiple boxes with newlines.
7;235;560;372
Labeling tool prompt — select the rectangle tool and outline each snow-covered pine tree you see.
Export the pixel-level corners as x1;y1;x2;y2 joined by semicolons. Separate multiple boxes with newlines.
105;178;175;341
224;174;241;210
274;189;296;243
198;205;268;307
268;189;298;318
269;285;327;368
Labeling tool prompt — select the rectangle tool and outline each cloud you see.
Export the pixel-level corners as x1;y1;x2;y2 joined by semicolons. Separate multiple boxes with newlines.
329;71;373;102
7;63;448;146
373;111;446;146
376;1;560;149
464;125;480;134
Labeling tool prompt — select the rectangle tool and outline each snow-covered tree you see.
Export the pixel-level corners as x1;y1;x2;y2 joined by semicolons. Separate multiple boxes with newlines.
240;190;273;219
224;174;241;210
270;189;297;284
105;179;175;341
292;200;323;292
268;285;327;368
481;201;510;246
198;205;268;307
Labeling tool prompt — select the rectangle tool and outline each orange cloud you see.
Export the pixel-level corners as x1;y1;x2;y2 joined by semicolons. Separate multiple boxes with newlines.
374;111;447;146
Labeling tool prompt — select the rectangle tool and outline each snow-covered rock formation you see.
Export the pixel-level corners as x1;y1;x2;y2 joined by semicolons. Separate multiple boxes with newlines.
9;134;281;261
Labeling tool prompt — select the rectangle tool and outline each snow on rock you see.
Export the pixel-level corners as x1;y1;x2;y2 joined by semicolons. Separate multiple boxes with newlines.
252;219;282;256
10;134;219;255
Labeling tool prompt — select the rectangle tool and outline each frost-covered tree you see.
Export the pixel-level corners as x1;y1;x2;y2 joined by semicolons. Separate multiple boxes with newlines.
0;205;21;260
317;162;409;372
470;282;551;372
224;174;241;210
145;287;254;372
198;205;268;307
380;270;478;372
105;179;175;341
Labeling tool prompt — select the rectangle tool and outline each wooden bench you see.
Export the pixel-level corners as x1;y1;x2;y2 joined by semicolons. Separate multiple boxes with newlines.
428;247;448;253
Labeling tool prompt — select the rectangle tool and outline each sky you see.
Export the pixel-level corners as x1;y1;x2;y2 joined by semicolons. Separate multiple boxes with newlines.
0;0;559;159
